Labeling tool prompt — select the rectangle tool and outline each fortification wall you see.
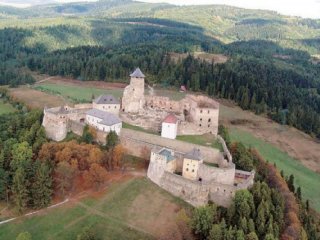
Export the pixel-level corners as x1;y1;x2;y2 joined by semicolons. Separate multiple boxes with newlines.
235;169;255;189
160;172;210;206
120;129;223;162
217;135;232;163
145;95;190;114
74;103;93;109
158;172;235;207
68;120;85;136
198;163;235;185
42;111;68;141
208;182;235;207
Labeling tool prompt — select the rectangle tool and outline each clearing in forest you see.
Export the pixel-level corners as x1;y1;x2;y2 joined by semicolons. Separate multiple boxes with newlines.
0;100;16;115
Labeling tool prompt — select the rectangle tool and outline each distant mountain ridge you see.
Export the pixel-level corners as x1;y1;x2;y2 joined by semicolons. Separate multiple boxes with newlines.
0;0;320;55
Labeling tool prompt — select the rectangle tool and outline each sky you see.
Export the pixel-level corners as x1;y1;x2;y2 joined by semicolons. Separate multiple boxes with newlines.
0;0;319;19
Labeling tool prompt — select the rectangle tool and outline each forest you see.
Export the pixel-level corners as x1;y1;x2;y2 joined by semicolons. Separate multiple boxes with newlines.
0;17;319;138
24;42;320;138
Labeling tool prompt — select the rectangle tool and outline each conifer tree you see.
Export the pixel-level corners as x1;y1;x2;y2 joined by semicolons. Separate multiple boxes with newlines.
32;161;53;208
12;167;30;213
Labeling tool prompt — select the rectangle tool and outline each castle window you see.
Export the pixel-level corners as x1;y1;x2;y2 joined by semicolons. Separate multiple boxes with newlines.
200;110;203;113
208;118;211;122
186;168;189;171
200;118;202;121
199;124;202;127
198;178;202;182
208;125;210;128
208;110;210;114
108;106;111;109
192;169;194;173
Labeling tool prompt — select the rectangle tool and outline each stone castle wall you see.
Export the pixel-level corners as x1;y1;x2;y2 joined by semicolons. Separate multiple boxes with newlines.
42;109;68;141
69;120;85;136
120;128;224;163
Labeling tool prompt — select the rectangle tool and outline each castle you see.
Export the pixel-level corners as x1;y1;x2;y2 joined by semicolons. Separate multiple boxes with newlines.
121;68;220;136
43;67;220;141
42;68;254;207
147;142;255;207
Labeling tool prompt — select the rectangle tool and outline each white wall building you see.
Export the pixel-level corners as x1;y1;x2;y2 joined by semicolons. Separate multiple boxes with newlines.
86;109;122;135
92;95;120;115
161;114;178;139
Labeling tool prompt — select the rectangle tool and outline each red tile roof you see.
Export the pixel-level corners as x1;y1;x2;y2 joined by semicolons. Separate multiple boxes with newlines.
163;114;178;124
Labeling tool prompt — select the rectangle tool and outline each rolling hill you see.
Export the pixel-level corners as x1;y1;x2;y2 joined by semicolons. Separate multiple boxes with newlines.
1;0;320;55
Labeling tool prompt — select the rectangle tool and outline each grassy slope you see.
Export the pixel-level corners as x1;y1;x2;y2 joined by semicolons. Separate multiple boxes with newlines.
34;83;123;102
230;127;320;212
176;134;222;151
0;178;190;240
0;100;16;115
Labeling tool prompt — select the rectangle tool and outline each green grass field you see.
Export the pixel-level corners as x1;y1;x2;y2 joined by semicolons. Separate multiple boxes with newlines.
0;178;190;240
230;127;320;212
122;122;159;135
176;134;223;150
34;83;124;103
0;100;16;115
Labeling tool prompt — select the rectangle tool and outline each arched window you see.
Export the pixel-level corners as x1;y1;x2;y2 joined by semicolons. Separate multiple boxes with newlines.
208;118;211;122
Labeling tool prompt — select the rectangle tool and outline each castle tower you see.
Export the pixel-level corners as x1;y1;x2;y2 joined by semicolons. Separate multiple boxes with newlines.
122;68;145;113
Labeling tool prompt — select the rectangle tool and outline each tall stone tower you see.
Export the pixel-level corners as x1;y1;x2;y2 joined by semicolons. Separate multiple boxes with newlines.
122;68;145;113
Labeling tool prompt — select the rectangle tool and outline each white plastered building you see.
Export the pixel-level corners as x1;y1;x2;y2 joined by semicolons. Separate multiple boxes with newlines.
86;108;122;135
161;114;178;139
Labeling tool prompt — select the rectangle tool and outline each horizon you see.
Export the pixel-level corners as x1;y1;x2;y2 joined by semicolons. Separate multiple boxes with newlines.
0;0;319;19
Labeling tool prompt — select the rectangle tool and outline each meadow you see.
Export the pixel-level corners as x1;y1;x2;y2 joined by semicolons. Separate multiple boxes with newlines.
0;100;16;115
230;127;320;212
34;83;124;103
0;177;190;240
176;134;223;150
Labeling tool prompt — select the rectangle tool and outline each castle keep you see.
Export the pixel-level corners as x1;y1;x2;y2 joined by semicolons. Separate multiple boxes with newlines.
121;68;220;136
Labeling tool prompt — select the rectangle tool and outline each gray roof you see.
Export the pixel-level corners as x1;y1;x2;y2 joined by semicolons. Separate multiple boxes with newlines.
159;149;175;162
94;95;119;104
185;148;202;161
130;68;145;78
86;109;121;126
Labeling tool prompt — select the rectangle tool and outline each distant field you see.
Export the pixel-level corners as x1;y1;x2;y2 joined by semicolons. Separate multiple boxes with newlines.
0;177;190;240
34;83;124;103
9;86;66;109
230;128;320;212
0;100;15;115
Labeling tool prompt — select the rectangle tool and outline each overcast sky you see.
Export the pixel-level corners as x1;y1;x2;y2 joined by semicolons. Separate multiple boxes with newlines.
1;0;319;19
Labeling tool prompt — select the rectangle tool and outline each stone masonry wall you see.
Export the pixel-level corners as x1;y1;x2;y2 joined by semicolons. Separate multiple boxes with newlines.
120;128;223;162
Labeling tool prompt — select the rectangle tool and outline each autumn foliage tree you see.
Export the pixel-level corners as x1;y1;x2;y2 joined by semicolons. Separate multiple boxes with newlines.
83;163;108;189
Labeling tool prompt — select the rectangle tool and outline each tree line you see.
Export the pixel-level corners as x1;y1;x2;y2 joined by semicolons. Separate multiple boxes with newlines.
25;44;320;138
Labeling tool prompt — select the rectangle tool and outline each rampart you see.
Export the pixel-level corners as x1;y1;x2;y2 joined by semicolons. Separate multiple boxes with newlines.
120;129;225;164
